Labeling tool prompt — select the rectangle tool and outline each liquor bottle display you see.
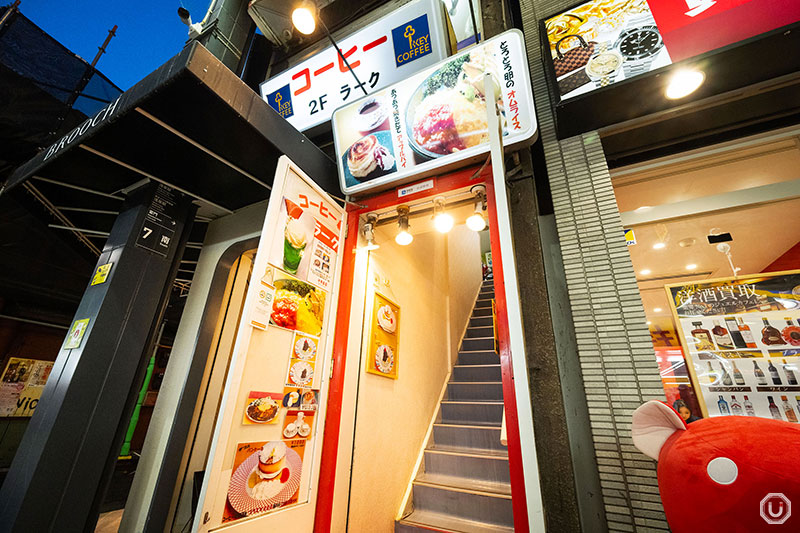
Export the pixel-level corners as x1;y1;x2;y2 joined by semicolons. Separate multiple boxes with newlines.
736;317;758;348
781;395;798;423
706;361;717;384
781;317;800;346
767;396;782;420
721;364;733;386
761;317;785;345
731;361;745;386
712;320;734;349
783;359;798;385
743;395;756;416
768;360;782;385
730;395;743;415
691;321;715;350
753;360;768;386
725;317;747;349
718;395;730;415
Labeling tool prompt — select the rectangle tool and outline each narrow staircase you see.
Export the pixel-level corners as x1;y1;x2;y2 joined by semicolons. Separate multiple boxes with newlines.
396;279;513;532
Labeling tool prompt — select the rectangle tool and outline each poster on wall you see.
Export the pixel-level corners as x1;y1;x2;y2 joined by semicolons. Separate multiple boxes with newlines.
0;358;53;417
666;270;800;421
366;292;400;379
543;0;800;101
262;267;328;338
332;29;537;195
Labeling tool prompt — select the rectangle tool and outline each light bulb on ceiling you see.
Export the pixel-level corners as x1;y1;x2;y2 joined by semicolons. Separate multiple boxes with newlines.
291;1;317;35
640;269;652;276
395;205;413;246
686;263;697;270
361;213;379;251
653;242;666;250
432;196;454;233
665;69;705;99
466;184;487;232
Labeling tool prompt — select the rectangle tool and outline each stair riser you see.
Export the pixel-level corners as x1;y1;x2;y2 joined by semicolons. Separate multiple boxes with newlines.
424;452;510;484
440;403;504;425
433;425;506;453
411;485;513;528
446;382;502;401
469;316;493;328
474;300;493;309
472;307;492;317
452;365;501;382
465;326;494;338
457;351;498;365
461;337;494;351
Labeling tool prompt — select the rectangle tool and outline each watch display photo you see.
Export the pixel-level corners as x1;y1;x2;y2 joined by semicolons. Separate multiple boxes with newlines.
614;24;664;79
585;42;623;88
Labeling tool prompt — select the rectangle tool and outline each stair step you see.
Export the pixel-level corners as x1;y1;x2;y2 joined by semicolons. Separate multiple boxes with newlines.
460;337;494;352
457;351;498;365
465;326;493;338
409;483;513;529
440;401;503;426
432;424;506;453
396;510;514;533
423;450;510;484
416;472;512;496
468;316;493;328
446;382;502;401
471;307;492;317
473;299;493;309
452;365;501;382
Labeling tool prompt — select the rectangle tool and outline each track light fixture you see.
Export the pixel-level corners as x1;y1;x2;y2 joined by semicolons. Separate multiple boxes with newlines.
466;185;487;232
432;196;454;234
395;205;413;245
362;213;379;251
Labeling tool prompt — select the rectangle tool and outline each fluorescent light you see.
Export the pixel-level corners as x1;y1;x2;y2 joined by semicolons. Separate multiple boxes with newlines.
666;69;705;99
686;263;697;270
640;269;652;276
653;242;666;250
291;4;316;35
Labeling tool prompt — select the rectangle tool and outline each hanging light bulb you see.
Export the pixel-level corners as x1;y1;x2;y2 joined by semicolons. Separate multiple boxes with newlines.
291;1;317;35
361;213;379;251
395;205;413;245
432;196;454;233
466;185;486;232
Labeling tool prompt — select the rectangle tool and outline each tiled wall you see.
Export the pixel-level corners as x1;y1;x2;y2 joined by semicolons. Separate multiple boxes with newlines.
518;1;670;530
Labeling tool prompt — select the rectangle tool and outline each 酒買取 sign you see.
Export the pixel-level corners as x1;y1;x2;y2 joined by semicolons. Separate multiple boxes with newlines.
333;29;537;196
259;0;450;132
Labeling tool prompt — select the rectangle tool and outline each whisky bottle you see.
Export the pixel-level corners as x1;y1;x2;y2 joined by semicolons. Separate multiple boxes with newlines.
768;360;782;385
732;361;745;386
718;395;730;415
725;317;747;349
743;395;756;416
781;318;800;346
706;361;718;384
736;317;758;349
783;359;798;385
781;395;798;423
691;321;715;350
753;360;768;386
768;396;782;420
730;395;743;415
721;364;733;386
762;317;785;345
712;320;734;349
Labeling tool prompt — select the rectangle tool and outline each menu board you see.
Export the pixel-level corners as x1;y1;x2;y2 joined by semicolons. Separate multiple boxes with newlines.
543;0;800;101
332;29;537;195
666;270;800;422
0;357;53;417
195;157;344;531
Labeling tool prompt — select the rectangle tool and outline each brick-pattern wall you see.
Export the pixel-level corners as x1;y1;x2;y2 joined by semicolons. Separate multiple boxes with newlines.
518;1;670;531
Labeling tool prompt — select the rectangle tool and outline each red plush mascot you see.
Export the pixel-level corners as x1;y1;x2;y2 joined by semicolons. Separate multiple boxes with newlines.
632;400;800;532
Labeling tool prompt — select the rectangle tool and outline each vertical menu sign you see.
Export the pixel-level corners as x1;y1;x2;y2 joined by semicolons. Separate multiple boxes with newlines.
136;184;178;257
666;270;800;422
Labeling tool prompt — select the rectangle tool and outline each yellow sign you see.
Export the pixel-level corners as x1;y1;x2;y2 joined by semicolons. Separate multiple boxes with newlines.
65;318;90;349
91;262;113;286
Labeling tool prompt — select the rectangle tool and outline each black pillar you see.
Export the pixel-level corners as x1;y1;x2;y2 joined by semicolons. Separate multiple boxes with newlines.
0;183;195;532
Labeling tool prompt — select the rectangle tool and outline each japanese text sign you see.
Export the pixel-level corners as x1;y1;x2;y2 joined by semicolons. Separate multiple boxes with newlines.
332;29;537;196
260;0;450;132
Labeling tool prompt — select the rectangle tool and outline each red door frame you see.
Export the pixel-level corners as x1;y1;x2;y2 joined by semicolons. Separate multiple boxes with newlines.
314;164;530;532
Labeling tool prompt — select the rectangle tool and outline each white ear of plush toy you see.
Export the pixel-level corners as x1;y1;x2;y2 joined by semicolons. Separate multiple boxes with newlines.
631;400;687;460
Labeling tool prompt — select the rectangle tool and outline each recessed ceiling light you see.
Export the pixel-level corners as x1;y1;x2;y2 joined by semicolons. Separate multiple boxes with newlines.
686;263;697;270
653;242;666;250
653;308;662;313
665;69;705;99
640;269;652;276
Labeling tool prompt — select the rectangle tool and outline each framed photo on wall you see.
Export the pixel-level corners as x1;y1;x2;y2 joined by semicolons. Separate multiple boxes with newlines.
366;291;400;379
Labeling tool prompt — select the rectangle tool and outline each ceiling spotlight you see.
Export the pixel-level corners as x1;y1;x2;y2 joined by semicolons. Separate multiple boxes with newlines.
653;242;666;250
291;1;317;35
466;185;487;232
640;269;652;276
432;197;454;233
665;69;705;99
686;263;697;270
395;205;413;246
362;213;379;251
653;307;663;313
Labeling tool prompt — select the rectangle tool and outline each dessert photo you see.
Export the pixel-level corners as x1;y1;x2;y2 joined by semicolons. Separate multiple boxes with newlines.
243;392;281;424
341;131;396;187
293;333;318;361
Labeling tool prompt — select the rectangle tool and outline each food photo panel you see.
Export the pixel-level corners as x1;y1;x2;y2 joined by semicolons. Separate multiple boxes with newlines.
286;358;316;389
366;291;400;379
282;387;319;411
242;391;283;425
262;266;327;337
282;410;315;440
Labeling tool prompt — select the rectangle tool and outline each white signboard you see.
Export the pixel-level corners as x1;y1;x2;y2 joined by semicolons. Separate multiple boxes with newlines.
260;0;451;132
332;29;538;196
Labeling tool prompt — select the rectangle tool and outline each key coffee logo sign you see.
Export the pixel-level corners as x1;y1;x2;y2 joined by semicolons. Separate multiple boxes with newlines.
267;84;294;119
391;14;432;67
